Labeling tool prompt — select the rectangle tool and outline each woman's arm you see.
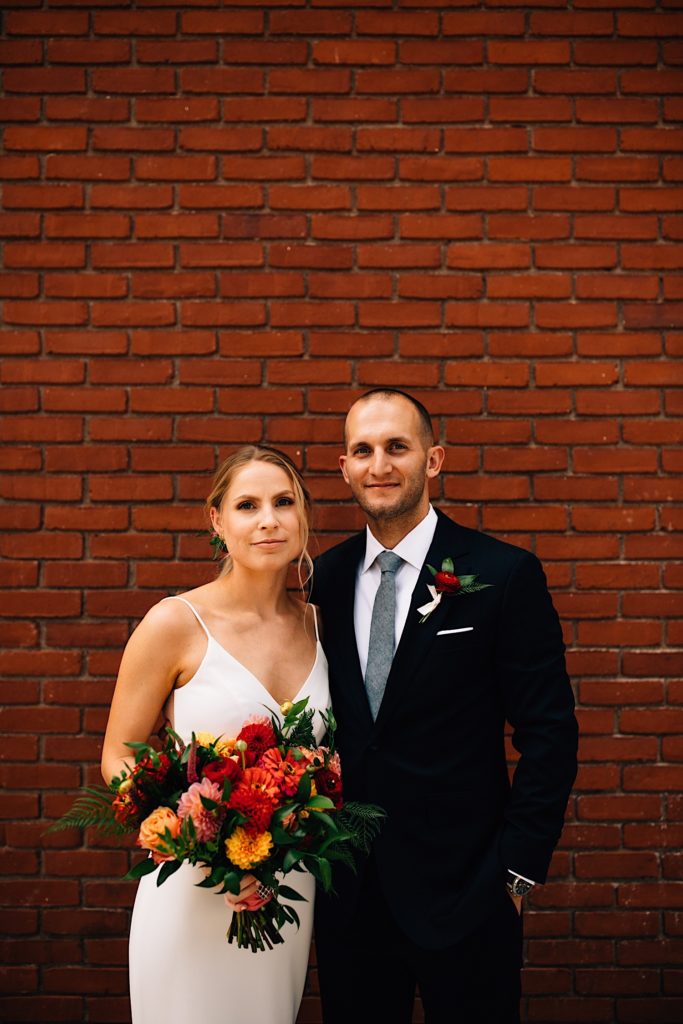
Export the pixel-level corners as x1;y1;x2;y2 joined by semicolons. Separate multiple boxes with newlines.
100;600;195;783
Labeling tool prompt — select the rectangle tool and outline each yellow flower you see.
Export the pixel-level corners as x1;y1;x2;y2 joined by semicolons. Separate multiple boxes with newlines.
216;736;236;755
225;827;273;870
194;732;216;748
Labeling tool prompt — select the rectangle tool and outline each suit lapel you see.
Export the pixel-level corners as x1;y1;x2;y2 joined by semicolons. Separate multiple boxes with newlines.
374;510;471;732
325;532;371;722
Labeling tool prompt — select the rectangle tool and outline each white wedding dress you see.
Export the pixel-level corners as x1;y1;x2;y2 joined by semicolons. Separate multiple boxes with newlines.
128;597;330;1024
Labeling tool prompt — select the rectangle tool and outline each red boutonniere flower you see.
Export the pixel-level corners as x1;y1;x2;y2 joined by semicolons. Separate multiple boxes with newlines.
417;557;492;623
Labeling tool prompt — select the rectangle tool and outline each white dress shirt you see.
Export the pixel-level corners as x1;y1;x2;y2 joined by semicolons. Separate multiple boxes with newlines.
355;505;438;678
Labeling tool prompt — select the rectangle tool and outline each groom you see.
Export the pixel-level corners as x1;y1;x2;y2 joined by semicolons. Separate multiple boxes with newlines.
311;389;578;1024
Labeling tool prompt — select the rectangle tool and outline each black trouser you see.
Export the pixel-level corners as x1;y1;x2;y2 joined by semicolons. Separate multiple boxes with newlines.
315;860;522;1024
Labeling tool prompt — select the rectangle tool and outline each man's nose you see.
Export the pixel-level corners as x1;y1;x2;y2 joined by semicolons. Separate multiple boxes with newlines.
369;448;391;475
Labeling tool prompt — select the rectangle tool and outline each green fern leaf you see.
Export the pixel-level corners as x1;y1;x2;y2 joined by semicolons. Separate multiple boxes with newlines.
337;802;386;853
45;786;128;836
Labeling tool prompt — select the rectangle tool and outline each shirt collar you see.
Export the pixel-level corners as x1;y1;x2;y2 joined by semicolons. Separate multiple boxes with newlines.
361;505;438;574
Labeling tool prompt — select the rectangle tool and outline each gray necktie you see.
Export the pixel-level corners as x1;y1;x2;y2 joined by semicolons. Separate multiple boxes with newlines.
364;550;403;720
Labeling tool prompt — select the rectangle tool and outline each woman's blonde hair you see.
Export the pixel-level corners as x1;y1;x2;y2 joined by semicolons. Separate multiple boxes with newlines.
206;445;313;589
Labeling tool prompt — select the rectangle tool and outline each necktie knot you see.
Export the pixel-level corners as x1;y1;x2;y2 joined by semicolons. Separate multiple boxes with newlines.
377;550;402;575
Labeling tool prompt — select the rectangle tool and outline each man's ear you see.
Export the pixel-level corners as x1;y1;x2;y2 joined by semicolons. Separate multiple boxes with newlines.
426;445;445;479
339;454;350;484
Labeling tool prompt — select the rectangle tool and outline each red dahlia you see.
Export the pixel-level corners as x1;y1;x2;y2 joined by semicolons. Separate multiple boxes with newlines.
236;719;278;767
229;784;276;835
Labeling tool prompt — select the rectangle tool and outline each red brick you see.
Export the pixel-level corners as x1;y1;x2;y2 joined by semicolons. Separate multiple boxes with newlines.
458;66;532;96
358;66;438;95
619;13;683;37
48;39;130;64
310;38;396;67
92;67;174;95
626;69;683;95
277;244;354;270
314;99;397;124
0;39;42;65
92;127;174;153
446;126;528;152
4;68;86;95
5;126;87;152
46;97;130;123
530;11;613;35
0;157;40;183
270;68;351;95
357;127;441;153
137;40;217;64
312;215;393;241
94;11;176;35
6;243;84;273
137;155;217;182
0;96;41;123
577;156;660;183
180;11;263;35
91;185;173;210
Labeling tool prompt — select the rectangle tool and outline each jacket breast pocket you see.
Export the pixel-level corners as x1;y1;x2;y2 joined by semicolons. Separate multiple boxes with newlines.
433;628;481;653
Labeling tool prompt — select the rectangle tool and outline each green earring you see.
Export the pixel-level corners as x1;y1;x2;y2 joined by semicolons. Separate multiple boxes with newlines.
209;532;228;558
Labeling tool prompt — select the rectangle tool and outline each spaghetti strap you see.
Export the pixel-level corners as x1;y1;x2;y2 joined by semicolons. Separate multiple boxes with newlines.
310;603;320;643
164;595;212;641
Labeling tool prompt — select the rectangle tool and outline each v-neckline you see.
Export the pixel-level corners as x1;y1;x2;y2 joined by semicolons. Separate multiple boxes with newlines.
207;633;320;709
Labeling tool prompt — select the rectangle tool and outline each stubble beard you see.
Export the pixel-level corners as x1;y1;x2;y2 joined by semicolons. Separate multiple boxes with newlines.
353;472;427;526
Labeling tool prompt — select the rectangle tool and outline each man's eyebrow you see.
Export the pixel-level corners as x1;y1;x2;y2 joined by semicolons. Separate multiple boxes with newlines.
350;436;411;447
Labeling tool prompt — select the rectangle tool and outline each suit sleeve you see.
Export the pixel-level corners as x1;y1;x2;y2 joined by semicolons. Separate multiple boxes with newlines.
496;551;578;884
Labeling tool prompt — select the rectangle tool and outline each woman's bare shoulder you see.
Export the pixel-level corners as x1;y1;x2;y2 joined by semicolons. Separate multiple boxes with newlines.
132;595;200;647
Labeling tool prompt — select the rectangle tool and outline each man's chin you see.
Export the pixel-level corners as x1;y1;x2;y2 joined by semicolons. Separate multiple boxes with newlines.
359;496;405;521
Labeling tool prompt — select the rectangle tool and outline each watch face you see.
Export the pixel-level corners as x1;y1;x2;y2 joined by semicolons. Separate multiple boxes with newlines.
511;877;534;896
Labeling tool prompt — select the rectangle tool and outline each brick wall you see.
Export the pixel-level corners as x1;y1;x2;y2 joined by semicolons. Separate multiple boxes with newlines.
1;2;682;1022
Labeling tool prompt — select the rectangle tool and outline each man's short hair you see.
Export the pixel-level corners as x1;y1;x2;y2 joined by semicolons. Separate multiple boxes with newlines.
350;388;435;448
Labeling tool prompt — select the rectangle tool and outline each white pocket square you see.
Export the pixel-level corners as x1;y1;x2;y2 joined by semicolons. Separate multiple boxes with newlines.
437;626;474;636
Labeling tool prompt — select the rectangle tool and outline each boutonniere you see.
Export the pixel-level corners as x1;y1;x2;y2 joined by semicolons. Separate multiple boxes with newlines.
417;557;493;623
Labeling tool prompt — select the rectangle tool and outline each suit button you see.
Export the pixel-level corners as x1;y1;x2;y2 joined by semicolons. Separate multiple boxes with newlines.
368;743;379;753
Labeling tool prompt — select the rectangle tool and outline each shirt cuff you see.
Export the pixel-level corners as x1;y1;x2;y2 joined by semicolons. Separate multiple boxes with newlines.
507;869;537;885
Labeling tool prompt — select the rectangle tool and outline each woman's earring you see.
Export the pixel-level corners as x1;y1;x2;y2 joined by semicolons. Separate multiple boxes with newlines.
209;532;228;558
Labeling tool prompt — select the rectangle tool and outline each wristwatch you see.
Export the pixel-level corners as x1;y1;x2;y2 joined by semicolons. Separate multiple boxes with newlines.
506;871;535;898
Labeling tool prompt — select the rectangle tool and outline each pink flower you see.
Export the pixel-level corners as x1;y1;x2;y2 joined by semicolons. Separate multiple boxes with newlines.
177;778;223;843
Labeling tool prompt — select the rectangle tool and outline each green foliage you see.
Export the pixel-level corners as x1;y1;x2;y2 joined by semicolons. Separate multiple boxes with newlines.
125;858;158;881
338;801;386;854
45;786;127;836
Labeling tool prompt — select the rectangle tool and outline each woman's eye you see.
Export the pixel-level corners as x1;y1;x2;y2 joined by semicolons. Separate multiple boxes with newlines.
276;497;294;507
237;501;255;511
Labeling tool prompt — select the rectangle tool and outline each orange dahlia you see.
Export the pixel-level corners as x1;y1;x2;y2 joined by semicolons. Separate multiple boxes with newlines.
225;827;273;870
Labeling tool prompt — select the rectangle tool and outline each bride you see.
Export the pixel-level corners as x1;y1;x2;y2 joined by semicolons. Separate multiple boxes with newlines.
101;445;329;1024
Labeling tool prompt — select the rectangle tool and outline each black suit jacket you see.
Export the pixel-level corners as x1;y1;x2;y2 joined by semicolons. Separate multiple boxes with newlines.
312;509;578;950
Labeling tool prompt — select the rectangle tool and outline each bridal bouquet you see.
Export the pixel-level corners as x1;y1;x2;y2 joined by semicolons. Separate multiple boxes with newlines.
50;699;384;952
